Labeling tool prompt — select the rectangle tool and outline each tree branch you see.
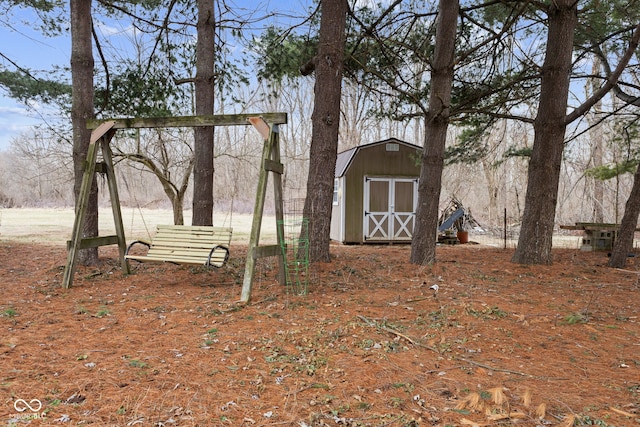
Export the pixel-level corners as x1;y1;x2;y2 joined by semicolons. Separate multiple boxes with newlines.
593;44;640;108
565;23;640;124
91;18;109;113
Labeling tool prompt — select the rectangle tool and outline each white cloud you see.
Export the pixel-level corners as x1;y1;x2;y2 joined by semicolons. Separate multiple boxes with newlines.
94;20;138;39
0;103;40;151
353;0;394;10
0;105;29;115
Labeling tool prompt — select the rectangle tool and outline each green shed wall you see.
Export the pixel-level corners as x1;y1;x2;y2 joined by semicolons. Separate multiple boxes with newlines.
341;142;421;243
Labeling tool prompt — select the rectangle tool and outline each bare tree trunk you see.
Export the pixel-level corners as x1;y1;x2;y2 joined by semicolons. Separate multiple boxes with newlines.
410;0;459;265
192;0;215;226
609;162;640;267
159;174;188;226
588;57;604;223
172;193;185;225
302;0;348;263
482;158;499;226
70;0;98;265
592;137;604;222
512;2;577;265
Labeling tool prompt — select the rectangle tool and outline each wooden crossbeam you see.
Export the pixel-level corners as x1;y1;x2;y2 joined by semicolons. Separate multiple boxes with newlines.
87;113;288;130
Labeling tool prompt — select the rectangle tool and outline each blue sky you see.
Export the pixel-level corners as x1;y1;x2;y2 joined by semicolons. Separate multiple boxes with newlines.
0;0;316;152
0;8;70;151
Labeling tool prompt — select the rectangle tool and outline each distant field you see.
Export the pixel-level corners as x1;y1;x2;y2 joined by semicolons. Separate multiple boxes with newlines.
0;207;585;249
0;207;278;245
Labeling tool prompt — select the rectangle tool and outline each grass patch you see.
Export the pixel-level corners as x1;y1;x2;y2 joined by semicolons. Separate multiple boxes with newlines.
1;307;17;318
563;312;589;325
95;306;110;318
128;359;148;369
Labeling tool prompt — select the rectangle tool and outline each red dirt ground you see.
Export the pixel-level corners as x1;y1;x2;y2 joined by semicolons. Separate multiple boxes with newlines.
0;242;639;426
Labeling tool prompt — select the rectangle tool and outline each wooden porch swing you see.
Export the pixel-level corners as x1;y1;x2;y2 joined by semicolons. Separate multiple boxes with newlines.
62;113;288;304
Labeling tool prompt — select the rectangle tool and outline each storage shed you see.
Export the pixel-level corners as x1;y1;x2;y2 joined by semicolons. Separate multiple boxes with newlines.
330;138;422;244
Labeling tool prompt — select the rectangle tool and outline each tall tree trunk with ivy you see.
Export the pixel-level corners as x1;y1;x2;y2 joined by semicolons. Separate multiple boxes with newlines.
192;0;216;226
302;0;348;262
70;0;98;265
410;0;459;265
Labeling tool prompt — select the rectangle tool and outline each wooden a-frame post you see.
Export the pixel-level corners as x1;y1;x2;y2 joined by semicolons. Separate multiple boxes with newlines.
62;120;129;288
240;118;286;303
62;113;287;301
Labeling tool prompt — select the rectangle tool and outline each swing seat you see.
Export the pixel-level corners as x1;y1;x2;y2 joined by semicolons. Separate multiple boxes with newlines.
125;225;233;268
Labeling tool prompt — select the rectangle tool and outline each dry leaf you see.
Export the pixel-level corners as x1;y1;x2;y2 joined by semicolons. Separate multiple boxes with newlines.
557;414;576;427
486;413;510;421
487;411;526;421
456;392;484;411
522;389;532;408
488;387;507;406
535;403;547;419
508;411;527;419
484;406;497;416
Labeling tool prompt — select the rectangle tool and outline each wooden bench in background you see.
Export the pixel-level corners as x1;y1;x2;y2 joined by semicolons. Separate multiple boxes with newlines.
125;225;233;267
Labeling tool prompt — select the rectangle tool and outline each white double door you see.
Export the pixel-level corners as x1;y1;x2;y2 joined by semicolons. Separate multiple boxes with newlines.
363;177;417;241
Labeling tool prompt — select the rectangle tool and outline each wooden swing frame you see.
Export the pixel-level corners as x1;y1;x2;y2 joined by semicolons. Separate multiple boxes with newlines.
62;112;288;304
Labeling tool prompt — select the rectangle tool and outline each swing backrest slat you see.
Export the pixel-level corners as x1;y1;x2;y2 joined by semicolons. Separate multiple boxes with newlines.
125;225;233;268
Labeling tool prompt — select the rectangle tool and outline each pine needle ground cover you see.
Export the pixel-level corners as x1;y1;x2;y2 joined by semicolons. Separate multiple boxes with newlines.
0;242;639;426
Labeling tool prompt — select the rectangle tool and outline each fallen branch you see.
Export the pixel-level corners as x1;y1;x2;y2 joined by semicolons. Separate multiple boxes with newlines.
610;407;636;417
459;357;532;377
357;315;440;354
405;296;432;303
615;268;640;274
